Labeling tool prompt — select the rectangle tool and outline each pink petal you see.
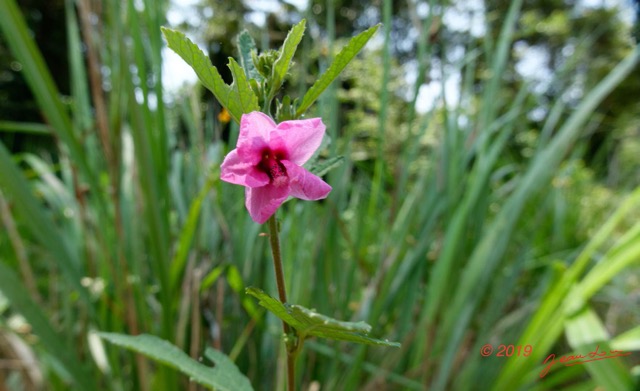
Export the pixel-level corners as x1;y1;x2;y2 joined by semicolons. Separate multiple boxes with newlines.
245;183;291;224
220;149;269;187
273;118;325;165
236;112;277;164
281;160;331;201
239;112;276;141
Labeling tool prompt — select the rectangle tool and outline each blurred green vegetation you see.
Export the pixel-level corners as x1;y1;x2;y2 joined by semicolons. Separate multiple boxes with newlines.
0;0;639;390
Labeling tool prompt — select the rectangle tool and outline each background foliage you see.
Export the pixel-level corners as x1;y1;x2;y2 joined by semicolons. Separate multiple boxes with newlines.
0;0;639;390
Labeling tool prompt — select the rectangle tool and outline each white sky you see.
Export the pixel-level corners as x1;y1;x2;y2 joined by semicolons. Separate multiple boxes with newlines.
162;0;200;92
162;0;308;92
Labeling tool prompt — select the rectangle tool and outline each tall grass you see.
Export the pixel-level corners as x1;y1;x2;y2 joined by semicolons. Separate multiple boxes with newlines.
0;0;639;390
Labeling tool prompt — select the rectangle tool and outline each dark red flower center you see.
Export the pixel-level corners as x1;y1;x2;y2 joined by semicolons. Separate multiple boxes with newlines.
259;150;288;186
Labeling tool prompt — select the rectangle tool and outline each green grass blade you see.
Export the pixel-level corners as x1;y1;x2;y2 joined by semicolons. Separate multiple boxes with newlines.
477;0;523;131
611;326;640;351
98;333;254;391
366;0;391;225
170;174;217;292
0;121;51;135
64;0;93;132
306;341;423;390
226;266;261;320
433;42;640;391
0;262;96;389
495;186;640;389
200;265;226;292
295;24;380;117
0;142;91;306
564;307;633;389
0;0;97;187
565;226;640;314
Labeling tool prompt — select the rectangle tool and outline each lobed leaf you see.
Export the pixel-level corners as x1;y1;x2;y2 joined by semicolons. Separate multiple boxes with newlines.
246;287;400;347
98;333;254;391
161;27;259;123
296;24;380;117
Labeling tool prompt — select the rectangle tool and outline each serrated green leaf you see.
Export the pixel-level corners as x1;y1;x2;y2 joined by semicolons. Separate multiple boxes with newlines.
160;28;232;115
227;57;261;116
237;30;262;81
98;333;254;391
308;156;344;177
269;19;306;98
161;27;259;123
296;24;380;117
246;287;400;347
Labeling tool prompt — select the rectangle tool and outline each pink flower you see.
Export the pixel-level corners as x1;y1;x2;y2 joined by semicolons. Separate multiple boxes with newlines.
220;112;332;224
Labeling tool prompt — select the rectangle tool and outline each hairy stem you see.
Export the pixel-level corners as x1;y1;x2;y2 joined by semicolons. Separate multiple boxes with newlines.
267;215;295;390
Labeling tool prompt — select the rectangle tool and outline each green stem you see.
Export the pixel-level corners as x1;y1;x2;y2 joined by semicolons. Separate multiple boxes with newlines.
267;215;296;391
